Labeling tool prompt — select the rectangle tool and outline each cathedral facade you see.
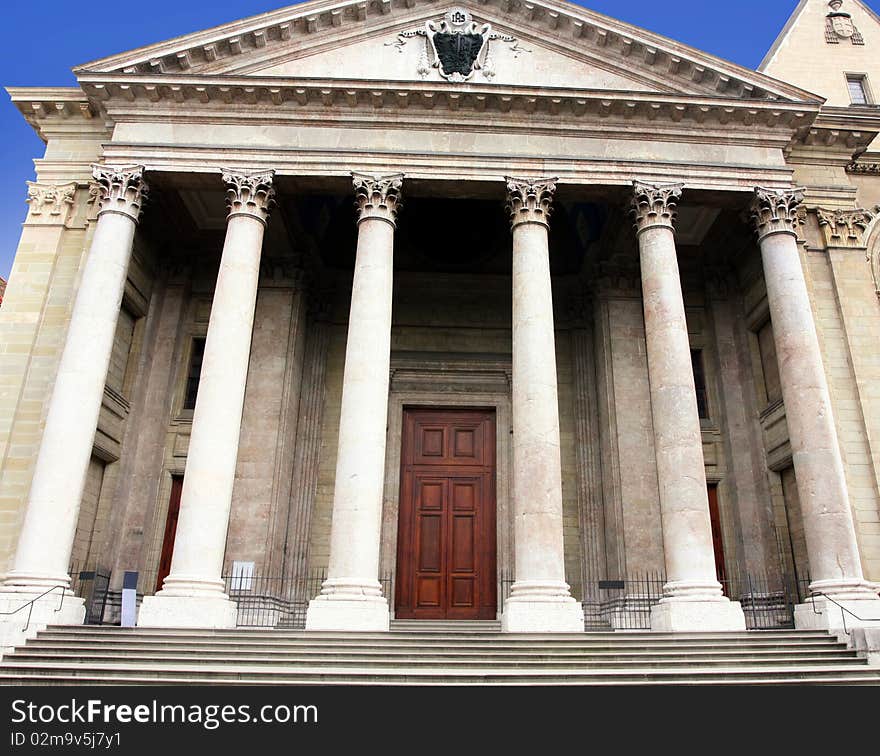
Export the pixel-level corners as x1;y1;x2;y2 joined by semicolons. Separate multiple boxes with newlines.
1;0;879;646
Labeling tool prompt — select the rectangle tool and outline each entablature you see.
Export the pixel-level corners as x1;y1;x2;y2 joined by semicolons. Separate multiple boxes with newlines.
73;72;817;143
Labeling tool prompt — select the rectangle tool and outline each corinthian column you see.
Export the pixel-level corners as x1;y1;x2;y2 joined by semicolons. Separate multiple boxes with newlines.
632;181;745;632
138;169;275;628
501;176;584;633
750;187;880;630
0;165;148;645
305;173;403;632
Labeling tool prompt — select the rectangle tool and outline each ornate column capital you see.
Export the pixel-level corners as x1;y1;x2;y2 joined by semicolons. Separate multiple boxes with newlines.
749;186;806;242
25;181;78;226
91;164;149;223
630;181;683;235
505;176;557;229
222;169;276;225
352;172;404;227
817;207;874;249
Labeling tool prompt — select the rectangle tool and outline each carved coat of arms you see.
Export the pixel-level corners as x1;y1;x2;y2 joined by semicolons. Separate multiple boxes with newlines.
388;8;528;83
825;1;865;45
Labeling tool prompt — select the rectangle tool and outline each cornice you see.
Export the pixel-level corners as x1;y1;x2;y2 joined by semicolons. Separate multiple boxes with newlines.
71;0;818;104
6;87;110;143
787;108;880;160
73;72;818;133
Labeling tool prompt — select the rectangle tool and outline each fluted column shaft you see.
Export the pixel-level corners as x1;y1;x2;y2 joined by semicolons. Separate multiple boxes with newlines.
751;188;880;628
3;165;148;594
633;181;744;632
501;177;583;633
305;173;402;632
138;169;275;629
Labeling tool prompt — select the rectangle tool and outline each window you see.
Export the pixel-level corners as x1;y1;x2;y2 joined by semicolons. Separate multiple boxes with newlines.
690;349;710;420
183;337;206;411
107;305;143;397
846;74;870;105
757;320;782;405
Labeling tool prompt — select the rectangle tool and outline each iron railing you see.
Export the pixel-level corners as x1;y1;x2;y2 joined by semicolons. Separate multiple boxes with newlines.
806;589;880;636
69;566;112;625
723;570;800;630
0;585;68;632
582;573;666;631
221;568;395;628
67;559;814;633
577;570;804;631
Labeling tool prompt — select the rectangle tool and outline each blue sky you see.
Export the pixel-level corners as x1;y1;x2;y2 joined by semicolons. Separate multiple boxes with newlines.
0;0;875;279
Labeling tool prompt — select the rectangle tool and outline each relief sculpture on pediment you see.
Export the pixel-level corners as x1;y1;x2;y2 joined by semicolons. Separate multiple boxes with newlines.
387;7;529;82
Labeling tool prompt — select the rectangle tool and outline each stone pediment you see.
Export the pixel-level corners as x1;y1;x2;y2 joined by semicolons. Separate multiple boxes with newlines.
74;0;818;103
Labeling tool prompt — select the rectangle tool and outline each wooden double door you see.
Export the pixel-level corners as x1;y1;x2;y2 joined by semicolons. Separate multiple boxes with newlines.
395;408;497;620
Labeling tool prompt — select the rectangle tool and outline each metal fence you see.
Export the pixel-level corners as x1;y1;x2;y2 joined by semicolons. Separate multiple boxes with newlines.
578;570;804;631
221;568;395;628
69;565;113;625
582;573;666;631
70;560;807;632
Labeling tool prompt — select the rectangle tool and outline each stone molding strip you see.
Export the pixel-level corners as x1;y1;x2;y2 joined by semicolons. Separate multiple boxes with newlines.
74;75;818;130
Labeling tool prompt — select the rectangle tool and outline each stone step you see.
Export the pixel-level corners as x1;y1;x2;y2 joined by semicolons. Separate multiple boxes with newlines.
24;636;847;655
34;626;837;643
15;642;854;660
7;651;864;669
1;672;876;686
0;661;878;686
41;624;828;635
390;621;502;630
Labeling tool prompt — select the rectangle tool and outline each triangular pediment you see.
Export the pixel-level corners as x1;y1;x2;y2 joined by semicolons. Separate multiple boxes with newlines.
74;0;819;103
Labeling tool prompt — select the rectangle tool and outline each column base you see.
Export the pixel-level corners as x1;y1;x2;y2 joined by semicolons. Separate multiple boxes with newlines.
305;594;389;632
794;594;880;632
650;598;746;632
501;598;584;633
137;593;238;629
0;590;85;656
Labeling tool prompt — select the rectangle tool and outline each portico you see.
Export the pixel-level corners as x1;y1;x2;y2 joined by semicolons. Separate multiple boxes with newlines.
1;0;879;647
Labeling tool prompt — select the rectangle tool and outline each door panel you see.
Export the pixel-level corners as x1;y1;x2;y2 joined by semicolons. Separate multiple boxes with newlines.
707;483;728;590
396;409;496;620
156;475;183;593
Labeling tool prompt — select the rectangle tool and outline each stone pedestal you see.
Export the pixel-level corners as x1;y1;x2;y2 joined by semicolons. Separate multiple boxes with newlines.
500;177;584;634
850;627;880;667
0;592;85;657
632;182;745;632
751;188;880;630
305;174;403;632
0;165;147;648
138;169;275;629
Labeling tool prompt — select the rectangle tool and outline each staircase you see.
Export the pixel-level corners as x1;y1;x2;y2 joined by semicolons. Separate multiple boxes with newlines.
0;624;878;685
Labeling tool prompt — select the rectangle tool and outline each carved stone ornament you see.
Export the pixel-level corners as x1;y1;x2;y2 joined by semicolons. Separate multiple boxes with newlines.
387;8;529;82
25;182;77;223
630;181;683;234
867;207;880;298
222;169;276;224
825;1;865;45
847;161;880;175
817;207;875;249
91;164;149;223
749;187;806;241
352;173;404;226
505;176;557;229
